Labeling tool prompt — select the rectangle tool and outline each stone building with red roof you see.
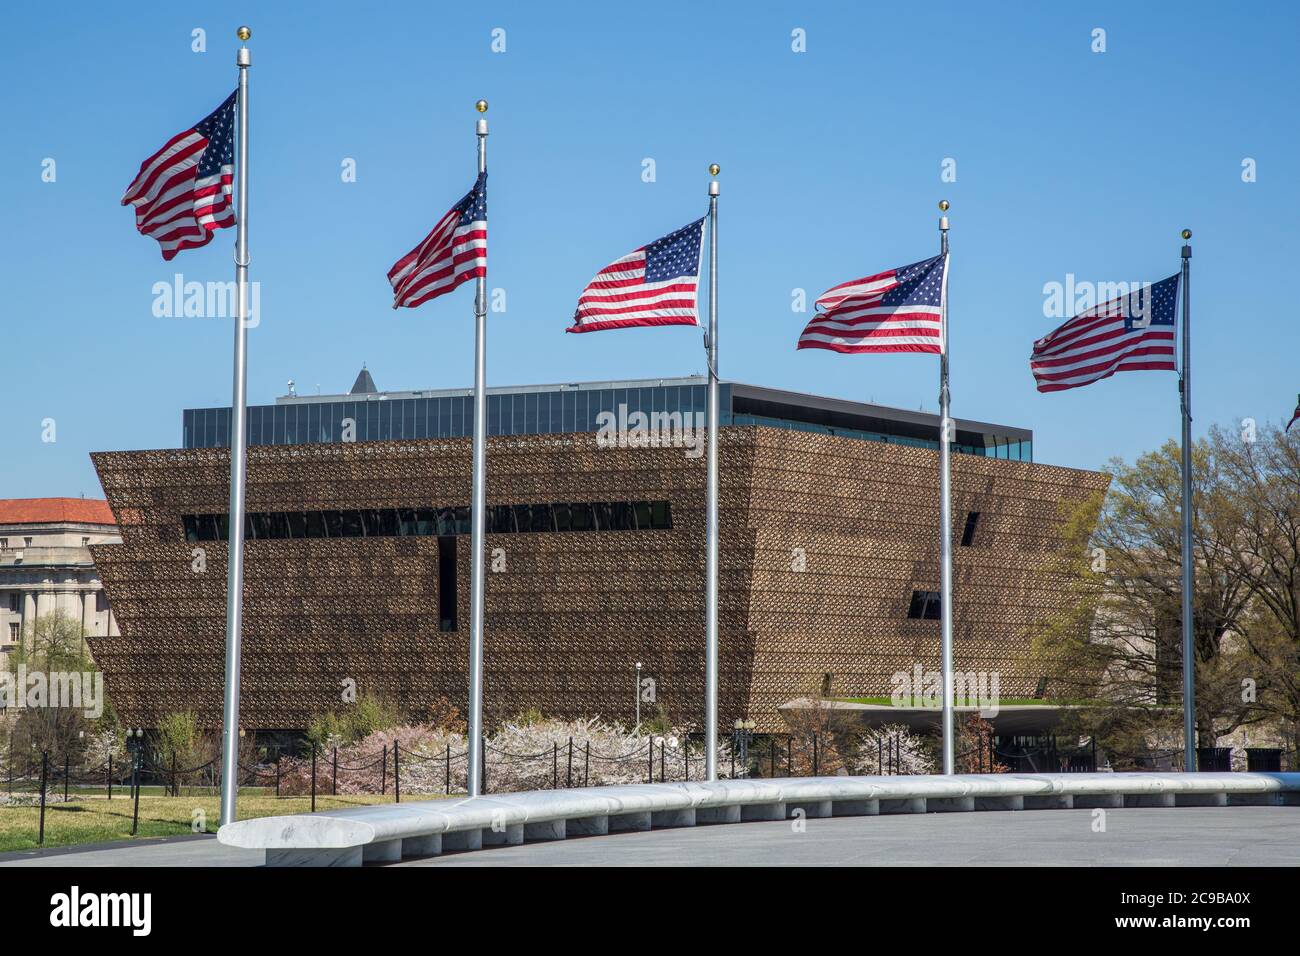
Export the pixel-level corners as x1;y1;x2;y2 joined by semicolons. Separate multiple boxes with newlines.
0;498;120;653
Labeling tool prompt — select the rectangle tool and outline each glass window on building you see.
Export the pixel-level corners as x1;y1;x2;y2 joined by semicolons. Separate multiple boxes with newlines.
549;392;564;434
522;392;535;433
414;398;427;439
271;405;286;445
440;397;453;438
562;390;576;433
508;394;523;436
907;589;942;620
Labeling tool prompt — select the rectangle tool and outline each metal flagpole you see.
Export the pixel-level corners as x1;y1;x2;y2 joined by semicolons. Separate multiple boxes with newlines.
937;200;955;775
704;164;720;780
466;101;489;797
219;25;253;827
1179;228;1196;771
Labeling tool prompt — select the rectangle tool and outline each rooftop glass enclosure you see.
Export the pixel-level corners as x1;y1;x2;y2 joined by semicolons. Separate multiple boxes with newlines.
182;376;1031;461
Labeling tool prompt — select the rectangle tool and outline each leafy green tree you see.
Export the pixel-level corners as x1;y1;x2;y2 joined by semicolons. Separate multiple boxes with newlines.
1033;438;1259;763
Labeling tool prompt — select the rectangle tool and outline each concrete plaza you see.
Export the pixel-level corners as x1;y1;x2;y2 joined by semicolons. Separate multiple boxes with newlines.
2;807;1296;867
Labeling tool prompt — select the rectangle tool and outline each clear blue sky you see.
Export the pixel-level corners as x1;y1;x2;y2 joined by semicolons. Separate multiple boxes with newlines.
3;1;1296;498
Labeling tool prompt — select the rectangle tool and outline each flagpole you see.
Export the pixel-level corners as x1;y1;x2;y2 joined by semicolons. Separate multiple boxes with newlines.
1179;228;1196;771
938;200;955;775
704;165;720;780
466;101;489;797
219;25;253;827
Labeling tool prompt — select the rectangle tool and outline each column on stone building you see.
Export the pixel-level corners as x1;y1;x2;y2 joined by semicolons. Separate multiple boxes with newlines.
58;586;80;621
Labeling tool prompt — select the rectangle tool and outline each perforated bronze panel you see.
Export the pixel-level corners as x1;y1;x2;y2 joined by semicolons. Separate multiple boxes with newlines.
89;428;1106;732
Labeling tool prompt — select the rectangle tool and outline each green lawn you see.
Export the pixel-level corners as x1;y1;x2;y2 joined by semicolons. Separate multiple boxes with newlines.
0;789;404;854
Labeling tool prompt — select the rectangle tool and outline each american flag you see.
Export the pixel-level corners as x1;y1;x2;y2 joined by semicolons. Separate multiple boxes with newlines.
568;218;704;333
1287;395;1300;433
388;173;487;310
1030;274;1180;393
121;90;237;260
797;254;947;354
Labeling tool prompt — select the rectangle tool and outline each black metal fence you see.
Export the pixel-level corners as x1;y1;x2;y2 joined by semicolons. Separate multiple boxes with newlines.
3;734;1295;847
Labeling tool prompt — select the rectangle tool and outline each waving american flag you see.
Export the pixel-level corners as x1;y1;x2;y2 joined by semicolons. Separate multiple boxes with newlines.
568;218;704;333
389;173;488;310
121;90;237;260
1030;274;1179;392
797;254;947;354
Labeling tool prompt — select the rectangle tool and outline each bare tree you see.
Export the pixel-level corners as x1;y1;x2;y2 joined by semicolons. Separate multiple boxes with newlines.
1212;423;1300;754
4;611;97;762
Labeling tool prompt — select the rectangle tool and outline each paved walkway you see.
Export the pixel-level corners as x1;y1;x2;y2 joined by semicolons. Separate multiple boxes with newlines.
0;834;261;867
2;807;1296;867
405;806;1300;867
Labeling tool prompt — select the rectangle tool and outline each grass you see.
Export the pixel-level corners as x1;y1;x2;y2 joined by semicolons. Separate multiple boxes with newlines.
0;788;406;854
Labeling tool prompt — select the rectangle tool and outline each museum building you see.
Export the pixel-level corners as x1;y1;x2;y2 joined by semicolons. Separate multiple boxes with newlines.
88;370;1106;732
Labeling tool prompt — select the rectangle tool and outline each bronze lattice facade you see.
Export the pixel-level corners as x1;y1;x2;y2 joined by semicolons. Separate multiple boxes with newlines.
88;422;1106;733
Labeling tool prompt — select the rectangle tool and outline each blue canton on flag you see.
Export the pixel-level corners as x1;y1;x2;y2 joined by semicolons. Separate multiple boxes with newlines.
192;94;236;181
644;220;704;282
1122;274;1179;331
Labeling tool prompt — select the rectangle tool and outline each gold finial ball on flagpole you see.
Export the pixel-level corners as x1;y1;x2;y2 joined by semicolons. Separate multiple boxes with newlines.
1181;229;1192;240
938;200;950;212
475;99;489;113
709;164;720;176
236;26;251;41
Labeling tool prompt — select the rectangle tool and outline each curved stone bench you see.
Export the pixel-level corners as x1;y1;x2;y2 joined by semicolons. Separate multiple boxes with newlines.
217;772;1300;866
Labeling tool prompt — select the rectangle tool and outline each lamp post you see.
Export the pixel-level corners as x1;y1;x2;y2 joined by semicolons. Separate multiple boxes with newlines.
634;662;643;731
733;718;755;776
125;728;144;785
125;728;144;834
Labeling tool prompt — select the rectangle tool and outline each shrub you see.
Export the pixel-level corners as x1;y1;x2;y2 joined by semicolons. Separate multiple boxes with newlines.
305;692;404;752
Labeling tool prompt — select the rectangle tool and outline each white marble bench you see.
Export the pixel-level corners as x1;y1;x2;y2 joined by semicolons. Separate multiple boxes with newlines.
217;772;1300;866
